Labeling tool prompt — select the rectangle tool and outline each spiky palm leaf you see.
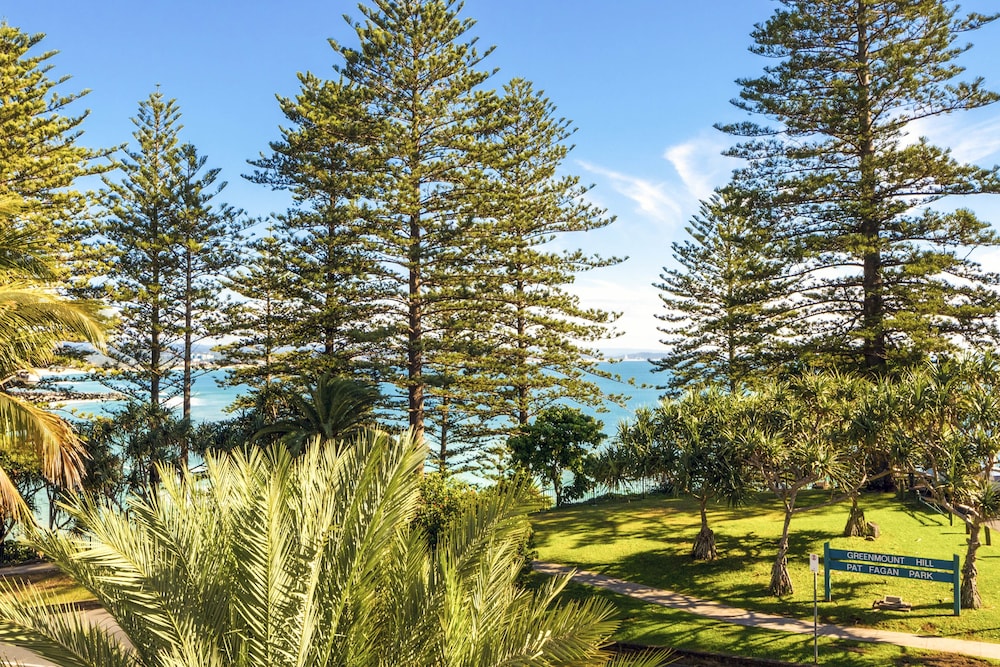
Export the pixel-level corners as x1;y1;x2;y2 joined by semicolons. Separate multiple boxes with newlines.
0;199;106;515
0;392;86;515
0;283;105;376
251;374;381;453
0;431;667;666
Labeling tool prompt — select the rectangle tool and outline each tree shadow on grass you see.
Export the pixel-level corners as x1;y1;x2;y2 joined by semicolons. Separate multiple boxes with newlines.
898;499;949;528
605;528;836;609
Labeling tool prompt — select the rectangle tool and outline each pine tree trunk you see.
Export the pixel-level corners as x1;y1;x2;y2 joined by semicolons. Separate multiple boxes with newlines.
843;496;867;537
438;398;449;474
962;522;983;610
691;498;717;561
855;4;887;373
181;250;193;473
769;509;795;596
408;213;425;446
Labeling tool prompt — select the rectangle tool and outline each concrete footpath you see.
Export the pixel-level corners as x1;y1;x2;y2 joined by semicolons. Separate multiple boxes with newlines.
533;561;1000;661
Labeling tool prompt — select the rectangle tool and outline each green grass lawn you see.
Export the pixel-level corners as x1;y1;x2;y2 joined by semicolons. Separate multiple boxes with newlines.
550;578;996;667
531;490;1000;658
0;569;94;606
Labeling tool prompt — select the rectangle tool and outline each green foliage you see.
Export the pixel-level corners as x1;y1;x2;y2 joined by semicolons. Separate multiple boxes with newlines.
665;391;753;506
100;91;244;470
248;2;621;476
413;472;477;548
81;403;182;504
0;23;110;270
508;406;606;506
0;22;109;518
720;0;1000;371
599;406;677;497
250;374;381;454
884;353;1000;608
654;187;793;393
446;78;622;438
0;199;105;517
0;431;666;666
216;229;312;409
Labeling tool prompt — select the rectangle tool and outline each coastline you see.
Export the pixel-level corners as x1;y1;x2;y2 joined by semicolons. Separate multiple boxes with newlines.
8;389;123;404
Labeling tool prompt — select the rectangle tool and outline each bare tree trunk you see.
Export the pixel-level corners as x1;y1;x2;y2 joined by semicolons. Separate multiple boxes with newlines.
843;495;867;537
770;507;795;596
438;398;449;474
691;496;717;560
181;250;193;473
962;522;983;610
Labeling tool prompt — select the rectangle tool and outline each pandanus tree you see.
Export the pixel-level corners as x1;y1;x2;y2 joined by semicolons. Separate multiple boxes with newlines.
733;373;853;596
839;378;895;537
658;388;753;561
884;354;1000;610
612;406;667;496
0;198;105;516
0;430;666;666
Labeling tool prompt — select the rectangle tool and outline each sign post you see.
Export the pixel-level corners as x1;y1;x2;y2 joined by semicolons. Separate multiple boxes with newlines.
824;542;961;615
809;553;819;664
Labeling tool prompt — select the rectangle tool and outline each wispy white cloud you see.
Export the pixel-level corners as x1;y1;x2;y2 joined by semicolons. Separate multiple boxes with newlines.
904;113;1000;164
577;160;684;226
662;133;738;201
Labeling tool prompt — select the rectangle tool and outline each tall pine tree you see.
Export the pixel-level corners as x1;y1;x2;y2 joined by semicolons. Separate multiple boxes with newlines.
101;91;184;411
246;78;389;384
217;227;298;419
101;91;242;471
721;0;1000;372
462;78;622;432
254;2;623;468
654;186;794;393
174;143;246;467
256;0;500;445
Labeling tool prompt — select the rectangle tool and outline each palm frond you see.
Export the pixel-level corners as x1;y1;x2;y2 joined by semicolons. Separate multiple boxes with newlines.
0;392;85;500
0;577;137;667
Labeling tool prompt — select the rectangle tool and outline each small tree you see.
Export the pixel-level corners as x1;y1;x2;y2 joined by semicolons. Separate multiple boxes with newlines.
886;354;1000;609
613;406;668;497
250;374;381;455
734;374;856;596
507;406;605;507
658;388;754;560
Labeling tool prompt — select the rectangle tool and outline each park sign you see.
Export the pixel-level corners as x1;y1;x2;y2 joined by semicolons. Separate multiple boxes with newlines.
823;542;960;616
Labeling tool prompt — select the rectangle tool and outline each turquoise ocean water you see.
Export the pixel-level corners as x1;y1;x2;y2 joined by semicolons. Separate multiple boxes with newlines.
49;360;665;437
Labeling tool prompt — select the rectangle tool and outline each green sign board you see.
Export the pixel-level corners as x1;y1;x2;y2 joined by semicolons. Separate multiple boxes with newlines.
826;559;955;583
823;542;960;616
825;547;953;571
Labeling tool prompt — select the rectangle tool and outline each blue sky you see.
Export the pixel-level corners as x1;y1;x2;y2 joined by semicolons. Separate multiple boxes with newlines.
7;1;1000;351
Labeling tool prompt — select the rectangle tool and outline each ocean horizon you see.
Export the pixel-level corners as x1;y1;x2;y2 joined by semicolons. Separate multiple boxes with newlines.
48;360;666;437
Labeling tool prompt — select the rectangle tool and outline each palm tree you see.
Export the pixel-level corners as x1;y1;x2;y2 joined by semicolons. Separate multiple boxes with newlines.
0;198;105;516
251;374;380;454
0;430;666;666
